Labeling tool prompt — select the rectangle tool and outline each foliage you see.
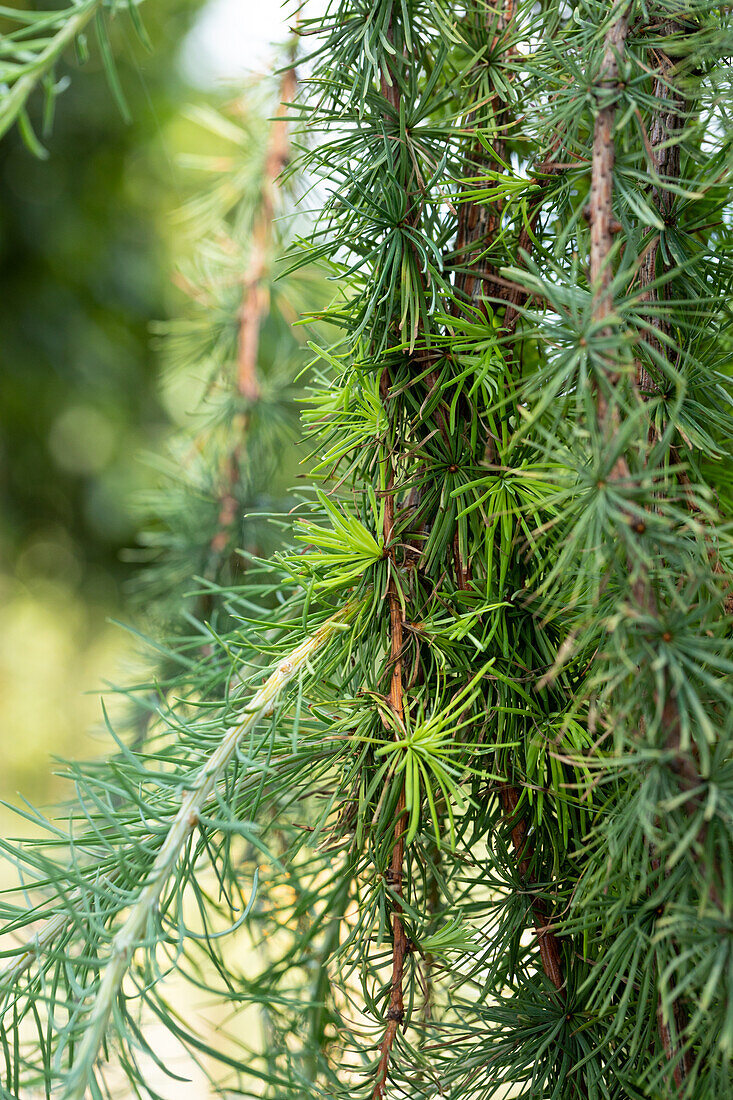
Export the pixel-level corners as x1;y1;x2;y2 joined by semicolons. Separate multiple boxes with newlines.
0;0;150;150
0;2;732;1099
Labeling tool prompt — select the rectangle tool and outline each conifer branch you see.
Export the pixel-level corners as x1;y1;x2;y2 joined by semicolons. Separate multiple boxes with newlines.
54;603;360;1100
1;66;302;1004
588;6;629;332
452;1;568;998
0;0;105;143
630;20;728;906
212;61;298;557
588;10;696;1091
237;63;297;402
372;32;412;1097
499;785;564;991
373;442;409;1099
3;3;733;1095
636;20;686;390
588;4;634;476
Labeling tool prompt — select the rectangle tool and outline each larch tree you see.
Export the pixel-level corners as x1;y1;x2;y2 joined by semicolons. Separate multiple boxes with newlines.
0;2;732;1099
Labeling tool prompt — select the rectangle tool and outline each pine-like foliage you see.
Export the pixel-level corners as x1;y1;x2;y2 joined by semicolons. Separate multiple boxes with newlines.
0;1;154;154
1;2;733;1099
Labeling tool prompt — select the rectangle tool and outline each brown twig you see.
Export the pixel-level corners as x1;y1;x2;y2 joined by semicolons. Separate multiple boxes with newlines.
588;6;636;481
589;8;629;334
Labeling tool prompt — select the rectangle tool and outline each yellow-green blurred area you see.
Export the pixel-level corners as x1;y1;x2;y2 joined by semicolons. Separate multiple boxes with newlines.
0;0;238;825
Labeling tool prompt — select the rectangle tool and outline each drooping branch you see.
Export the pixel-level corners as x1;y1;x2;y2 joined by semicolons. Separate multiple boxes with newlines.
371;36;412;1099
2;606;358;1100
498;785;564;990
1;70;299;999
64;603;357;1100
588;10;694;1091
632;21;729;866
210;61;297;561
589;8;629;332
588;5;635;472
451;1;568;998
237;63;297;402
637;20;686;388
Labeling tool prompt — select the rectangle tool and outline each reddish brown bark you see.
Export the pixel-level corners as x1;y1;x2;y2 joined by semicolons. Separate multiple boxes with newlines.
371;29;415;1096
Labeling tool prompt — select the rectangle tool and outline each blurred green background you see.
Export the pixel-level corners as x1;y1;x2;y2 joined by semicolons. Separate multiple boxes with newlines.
0;0;207;804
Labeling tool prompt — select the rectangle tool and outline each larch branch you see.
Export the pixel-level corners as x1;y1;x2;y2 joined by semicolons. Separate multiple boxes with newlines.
237;63;297;401
588;10;694;1091
1;607;360;1097
499;785;564;991
373;377;409;1100
452;0;567;997
61;603;359;1100
211;61;297;561
372;34;411;1098
589;8;629;329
